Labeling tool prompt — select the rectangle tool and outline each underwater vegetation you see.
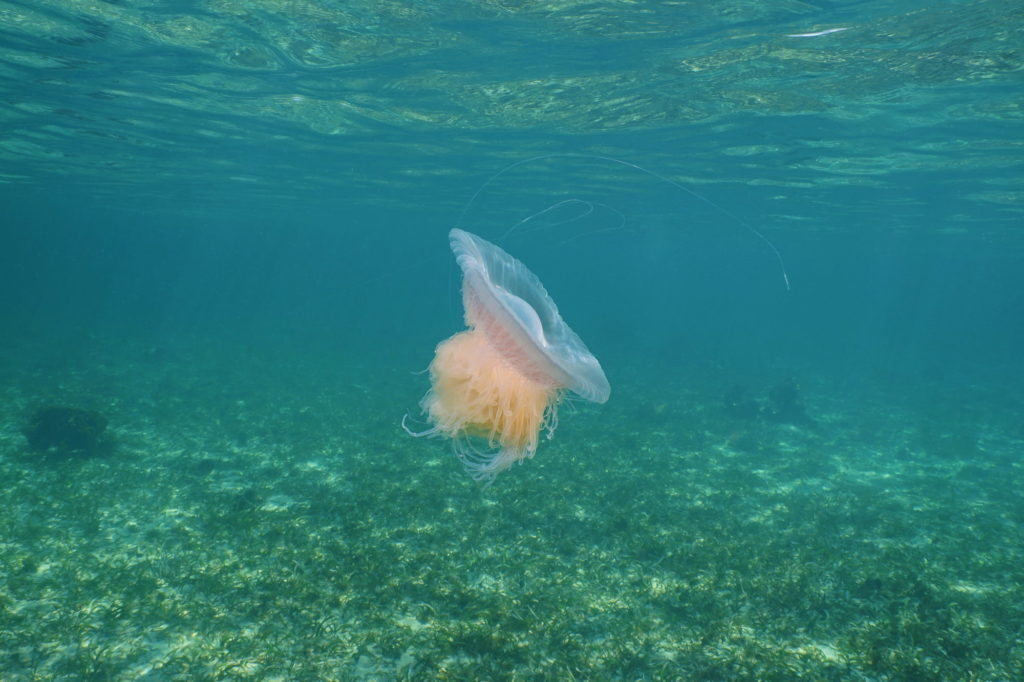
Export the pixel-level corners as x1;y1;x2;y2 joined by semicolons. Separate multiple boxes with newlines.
765;378;813;426
724;378;813;426
22;406;109;458
1;340;1022;679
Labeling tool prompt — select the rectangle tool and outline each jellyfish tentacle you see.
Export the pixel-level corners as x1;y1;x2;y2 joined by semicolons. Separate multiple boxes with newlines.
459;152;791;291
401;413;440;438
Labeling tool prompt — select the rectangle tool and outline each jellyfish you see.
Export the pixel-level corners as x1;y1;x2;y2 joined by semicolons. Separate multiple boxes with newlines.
406;228;610;481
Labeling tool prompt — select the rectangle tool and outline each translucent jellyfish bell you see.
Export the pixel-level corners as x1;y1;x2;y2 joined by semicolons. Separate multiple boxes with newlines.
450;228;610;404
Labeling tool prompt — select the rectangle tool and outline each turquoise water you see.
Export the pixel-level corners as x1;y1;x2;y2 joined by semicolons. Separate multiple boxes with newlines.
1;0;1022;679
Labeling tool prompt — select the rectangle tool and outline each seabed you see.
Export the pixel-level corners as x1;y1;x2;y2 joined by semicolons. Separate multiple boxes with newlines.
0;337;1021;680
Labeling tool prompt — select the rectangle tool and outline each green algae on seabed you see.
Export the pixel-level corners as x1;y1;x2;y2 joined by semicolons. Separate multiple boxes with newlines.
0;339;1022;679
